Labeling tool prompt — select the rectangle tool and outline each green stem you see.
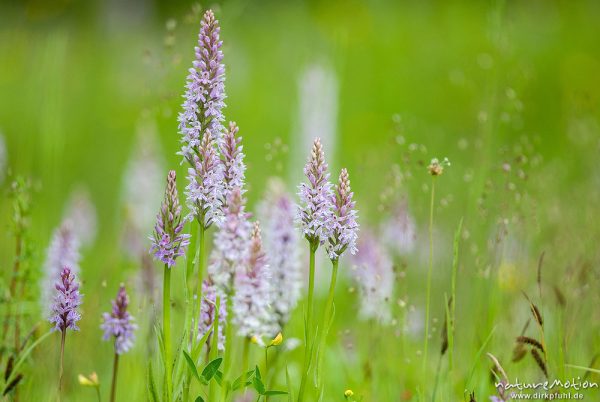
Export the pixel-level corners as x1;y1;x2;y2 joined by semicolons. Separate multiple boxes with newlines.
184;222;204;401
264;347;269;402
109;352;119;402
186;220;199;295
163;264;172;400
209;295;221;402
241;337;250;389
316;259;339;395
423;177;435;385
221;294;234;402
298;241;317;402
197;225;206;299
58;330;66;402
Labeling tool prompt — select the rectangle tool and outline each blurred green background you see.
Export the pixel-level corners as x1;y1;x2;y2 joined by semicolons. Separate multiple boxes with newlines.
1;0;599;400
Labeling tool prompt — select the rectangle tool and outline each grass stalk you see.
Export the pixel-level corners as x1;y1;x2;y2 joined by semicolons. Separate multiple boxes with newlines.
423;177;436;385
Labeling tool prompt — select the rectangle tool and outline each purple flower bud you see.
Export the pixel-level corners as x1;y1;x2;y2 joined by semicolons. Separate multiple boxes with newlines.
326;168;359;260
150;171;191;268
49;267;83;332
208;188;251;292
185;131;225;228
258;178;302;327
233;222;278;338
198;280;227;351
101;285;137;355
297;138;334;245
178;10;226;161
220;122;246;199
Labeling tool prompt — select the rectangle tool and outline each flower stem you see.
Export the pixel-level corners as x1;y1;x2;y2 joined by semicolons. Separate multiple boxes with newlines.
237;337;250;400
109;352;120;402
423;177;436;386
58;329;66;402
209;295;221;402
315;258;339;395
221;294;234;402
197;225;206;300
298;241;318;402
264;347;269;402
163;264;172;400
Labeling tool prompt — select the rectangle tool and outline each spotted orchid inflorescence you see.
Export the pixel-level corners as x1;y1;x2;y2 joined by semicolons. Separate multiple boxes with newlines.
197;280;227;351
208;188;251;292
258;178;302;328
49;267;83;333
326;168;359;261
297;138;334;246
101;285;137;355
178;9;226;161
233;222;278;339
150;170;190;268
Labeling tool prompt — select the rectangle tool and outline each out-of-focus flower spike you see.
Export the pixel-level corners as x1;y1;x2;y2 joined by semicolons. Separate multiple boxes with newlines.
350;230;393;323
258;178;302;328
41;223;81;312
208;187;251;291
63;187;97;248
233;221;278;339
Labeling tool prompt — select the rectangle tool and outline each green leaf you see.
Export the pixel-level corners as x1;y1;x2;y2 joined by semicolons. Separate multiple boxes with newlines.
465;326;496;389
253;375;266;395
232;370;256;390
173;331;191;393
285;366;294;402
194;397;204;402
264;390;287;396
4;331;52;386
192;322;214;361
182;350;202;383
154;324;165;365
147;361;160;402
201;357;222;382
255;365;262;380
565;364;600;375
213;370;224;386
